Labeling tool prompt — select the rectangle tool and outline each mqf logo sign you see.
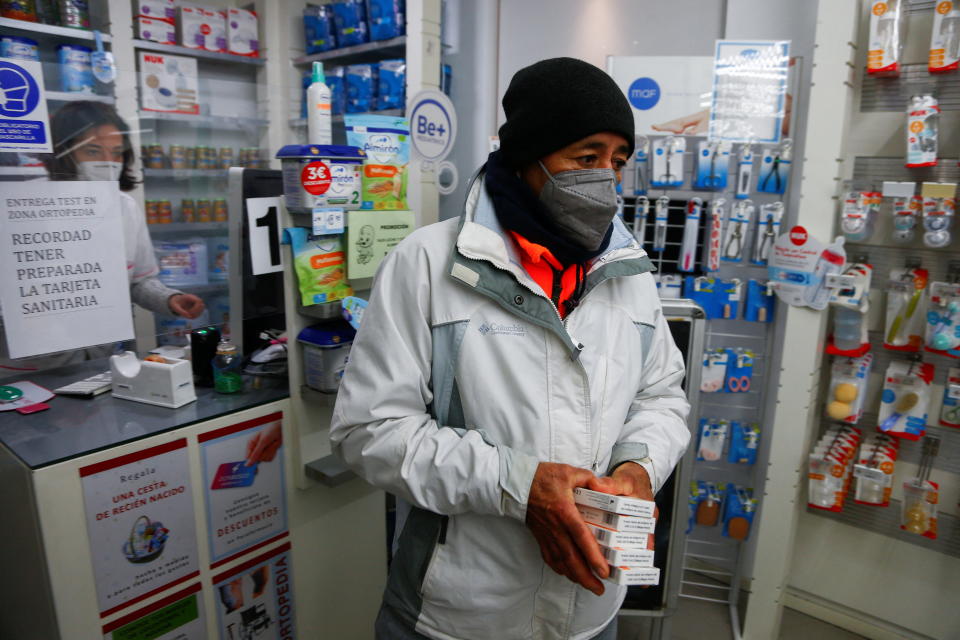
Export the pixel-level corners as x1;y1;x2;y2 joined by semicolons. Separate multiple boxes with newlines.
627;77;660;110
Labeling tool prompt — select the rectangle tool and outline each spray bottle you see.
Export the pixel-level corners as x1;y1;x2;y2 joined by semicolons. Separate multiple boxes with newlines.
307;61;332;145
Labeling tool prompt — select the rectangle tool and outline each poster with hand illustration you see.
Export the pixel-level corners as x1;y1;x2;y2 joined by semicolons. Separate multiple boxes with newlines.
199;412;287;564
346;209;415;279
80;439;199;616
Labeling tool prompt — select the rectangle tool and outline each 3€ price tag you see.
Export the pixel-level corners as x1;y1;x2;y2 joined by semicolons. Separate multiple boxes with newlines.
313;207;345;235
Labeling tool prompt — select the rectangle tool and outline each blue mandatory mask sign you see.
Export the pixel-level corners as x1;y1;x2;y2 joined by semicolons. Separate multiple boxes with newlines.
0;57;51;151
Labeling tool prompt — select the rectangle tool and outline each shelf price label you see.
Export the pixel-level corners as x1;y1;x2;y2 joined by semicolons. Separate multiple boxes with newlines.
312;207;344;235
246;196;283;276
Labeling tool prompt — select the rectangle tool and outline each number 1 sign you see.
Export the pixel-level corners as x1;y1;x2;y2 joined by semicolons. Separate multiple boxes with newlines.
246;197;284;276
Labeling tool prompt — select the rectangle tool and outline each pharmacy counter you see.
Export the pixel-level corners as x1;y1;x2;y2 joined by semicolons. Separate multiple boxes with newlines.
0;358;386;640
0;359;288;469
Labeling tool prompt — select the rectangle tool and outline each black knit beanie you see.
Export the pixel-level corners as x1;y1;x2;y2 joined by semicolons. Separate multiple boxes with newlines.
498;57;635;170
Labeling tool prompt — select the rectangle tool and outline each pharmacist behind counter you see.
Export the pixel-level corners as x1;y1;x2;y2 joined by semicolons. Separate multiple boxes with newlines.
0;101;206;377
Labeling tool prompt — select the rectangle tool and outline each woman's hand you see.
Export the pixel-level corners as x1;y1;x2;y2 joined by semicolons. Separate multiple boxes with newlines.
168;293;205;319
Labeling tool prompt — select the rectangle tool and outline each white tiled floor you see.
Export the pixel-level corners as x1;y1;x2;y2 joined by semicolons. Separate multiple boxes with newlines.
617;599;867;640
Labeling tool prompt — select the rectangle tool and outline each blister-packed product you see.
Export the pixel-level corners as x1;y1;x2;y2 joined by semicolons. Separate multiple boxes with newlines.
744;280;775;323
853;433;898;506
345;114;410;210
728;422;760;465
929;1;960;73
867;0;905;76
721;484;756;540
925;280;960;355
824;353;873;425
940;367;960;428
878;359;934;440
696;419;728;462
884;267;928;351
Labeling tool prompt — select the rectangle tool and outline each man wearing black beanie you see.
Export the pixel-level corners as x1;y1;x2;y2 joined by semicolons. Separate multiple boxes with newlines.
332;58;691;640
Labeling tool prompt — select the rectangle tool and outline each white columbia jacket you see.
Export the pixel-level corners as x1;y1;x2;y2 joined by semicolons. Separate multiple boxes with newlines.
330;173;690;640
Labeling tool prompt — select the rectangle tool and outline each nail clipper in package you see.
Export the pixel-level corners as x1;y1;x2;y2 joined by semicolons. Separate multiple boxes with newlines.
678;198;702;272
703;199;725;272
891;195;922;243
939;367;960;428
925;280;960;355
694;140;730;190
744;280;775;323
922;196;954;248
728;422;760;465
867;0;905;76
752;202;783;265
652;196;670;252
697;418;729;462
700;348;729;393
825;353;873;425
735;144;753;199
651;137;685;188
757;139;791;195
633;137;649;196
633;196;649;246
906;95;939;168
683;277;742;320
853;433;899;506
725;348;754;393
929;1;960;73
721;200;753;263
878;359;934;440
884;267;929;351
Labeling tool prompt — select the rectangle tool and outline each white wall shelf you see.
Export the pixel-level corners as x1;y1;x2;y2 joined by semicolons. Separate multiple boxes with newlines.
142;168;230;179
148;222;228;236
0;17;112;42
292;36;406;66
132;40;266;66
288;108;404;128
0;166;46;180
46;91;115;104
138;111;269;129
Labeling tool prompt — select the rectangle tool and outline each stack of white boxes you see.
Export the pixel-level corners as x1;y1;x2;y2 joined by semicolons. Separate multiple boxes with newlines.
573;488;660;586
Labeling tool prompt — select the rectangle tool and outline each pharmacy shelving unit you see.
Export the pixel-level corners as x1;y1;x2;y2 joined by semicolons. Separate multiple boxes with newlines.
280;0;443;492
0;6;116;181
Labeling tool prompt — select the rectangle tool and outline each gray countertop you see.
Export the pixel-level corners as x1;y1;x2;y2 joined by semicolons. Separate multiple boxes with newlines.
0;359;288;470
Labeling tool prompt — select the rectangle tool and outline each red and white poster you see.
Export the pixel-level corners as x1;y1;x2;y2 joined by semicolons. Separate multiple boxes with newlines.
212;542;296;640
80;439;200;617
102;583;206;640
199;412;288;566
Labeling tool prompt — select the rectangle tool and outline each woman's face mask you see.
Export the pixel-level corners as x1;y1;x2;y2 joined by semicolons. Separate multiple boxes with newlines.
537;162;619;251
76;160;123;182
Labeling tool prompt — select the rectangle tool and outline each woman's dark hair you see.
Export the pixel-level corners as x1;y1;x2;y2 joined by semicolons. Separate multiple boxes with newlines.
43;101;139;192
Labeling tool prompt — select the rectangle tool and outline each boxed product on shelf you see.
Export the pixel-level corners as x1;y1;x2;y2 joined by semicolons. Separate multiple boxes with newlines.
136;0;176;24
331;0;369;46
208;237;229;282
1;35;39;61
377;59;405;110
345;63;377;113
137;16;176;44
139;51;199;114
328;66;346;115
298;322;356;393
367;0;405;41
226;8;259;57
304;4;337;54
59;0;91;29
178;4;210;50
155;238;209;287
57;44;94;93
205;8;227;53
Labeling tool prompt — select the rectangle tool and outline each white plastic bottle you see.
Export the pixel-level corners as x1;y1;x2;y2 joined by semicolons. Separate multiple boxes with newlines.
307;61;332;145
